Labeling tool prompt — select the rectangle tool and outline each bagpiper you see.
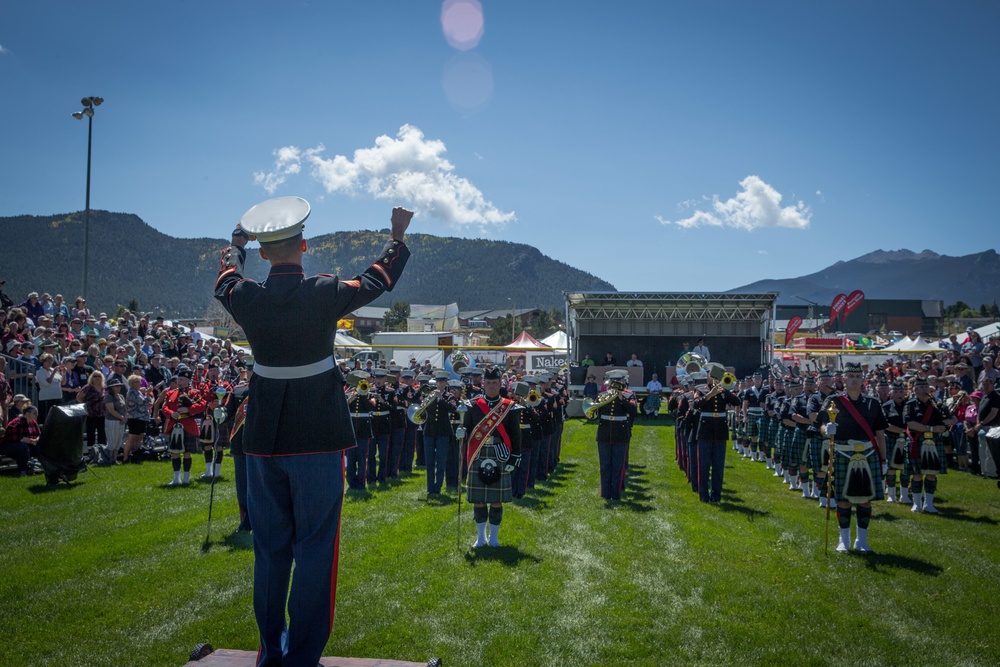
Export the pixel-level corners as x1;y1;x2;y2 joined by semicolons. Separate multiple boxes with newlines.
463;366;522;547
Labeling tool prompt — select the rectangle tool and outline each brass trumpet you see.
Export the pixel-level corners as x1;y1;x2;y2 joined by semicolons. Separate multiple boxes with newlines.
526;389;542;407
345;374;371;395
702;372;738;401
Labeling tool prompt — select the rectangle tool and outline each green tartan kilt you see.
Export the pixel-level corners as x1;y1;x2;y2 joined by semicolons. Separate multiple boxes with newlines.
808;435;831;472
833;444;884;502
466;442;513;504
775;427;790;466
906;436;947;476
746;412;763;439
782;428;807;468
764;417;778;454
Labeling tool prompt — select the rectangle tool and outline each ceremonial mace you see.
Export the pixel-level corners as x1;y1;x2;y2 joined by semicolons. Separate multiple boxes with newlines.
455;402;468;551
824;401;839;555
202;385;228;552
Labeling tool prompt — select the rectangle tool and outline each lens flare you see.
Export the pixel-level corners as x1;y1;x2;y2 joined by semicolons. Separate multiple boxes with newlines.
441;0;484;51
442;52;494;113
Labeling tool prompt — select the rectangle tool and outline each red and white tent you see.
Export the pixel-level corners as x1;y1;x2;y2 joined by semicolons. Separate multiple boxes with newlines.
505;330;550;353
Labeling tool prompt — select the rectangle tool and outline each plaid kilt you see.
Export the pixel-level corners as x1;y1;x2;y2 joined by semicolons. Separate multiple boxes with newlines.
466;442;513;504
782;428;806;468
907;436;947;476
746;411;763;439
775;427;790;466
808;434;831;472
833;442;884;502
767;417;780;448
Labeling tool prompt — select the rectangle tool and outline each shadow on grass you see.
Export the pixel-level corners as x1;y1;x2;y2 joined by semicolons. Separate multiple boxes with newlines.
28;480;84;494
858;551;945;576
513;496;548;510
718;489;770;520
933;506;999;525
607;495;654;513
221;529;254;552
463;545;541;567
345;489;375;502
420;493;457;507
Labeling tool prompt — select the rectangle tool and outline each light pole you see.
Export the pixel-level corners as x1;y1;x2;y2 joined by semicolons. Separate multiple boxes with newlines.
72;96;104;300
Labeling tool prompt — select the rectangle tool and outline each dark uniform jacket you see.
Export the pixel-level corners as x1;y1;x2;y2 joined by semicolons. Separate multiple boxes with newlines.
818;392;888;442
596;394;636;445
371;389;393;436
422;392;457;438
214;239;409;455
693;388;741;441
347;393;375;439
462;395;522;456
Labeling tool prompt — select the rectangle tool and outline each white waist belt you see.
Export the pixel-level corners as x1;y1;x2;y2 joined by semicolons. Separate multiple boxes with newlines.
601;415;629;422
747;408;764;413
701;412;726;418
253;356;335;380
371;411;390;416
352;413;372;418
835;439;873;453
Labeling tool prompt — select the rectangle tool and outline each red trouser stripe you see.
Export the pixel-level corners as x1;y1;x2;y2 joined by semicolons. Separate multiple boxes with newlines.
329;464;344;633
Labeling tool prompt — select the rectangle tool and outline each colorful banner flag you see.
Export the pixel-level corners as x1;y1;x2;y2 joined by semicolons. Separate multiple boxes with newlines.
785;316;803;341
829;293;848;328
844;290;866;318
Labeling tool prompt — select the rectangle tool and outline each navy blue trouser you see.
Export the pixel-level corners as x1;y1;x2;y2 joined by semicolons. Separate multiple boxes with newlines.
698;439;727;502
423;434;450;493
248;452;344;667
345;437;369;490
598;442;627;499
367;433;389;484
445;437;460;490
388;428;406;478
687;436;699;492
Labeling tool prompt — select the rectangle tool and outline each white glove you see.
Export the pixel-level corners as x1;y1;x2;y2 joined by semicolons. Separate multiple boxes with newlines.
824;423;837;437
455;427;466;440
881;462;888;476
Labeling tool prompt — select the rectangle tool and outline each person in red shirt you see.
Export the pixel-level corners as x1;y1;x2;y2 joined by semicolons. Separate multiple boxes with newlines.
160;366;207;485
0;404;40;475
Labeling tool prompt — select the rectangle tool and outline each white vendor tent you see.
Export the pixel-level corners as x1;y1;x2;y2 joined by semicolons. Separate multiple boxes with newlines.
539;330;568;349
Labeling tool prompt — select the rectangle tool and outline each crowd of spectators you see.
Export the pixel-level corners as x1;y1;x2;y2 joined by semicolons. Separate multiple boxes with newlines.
0;285;248;476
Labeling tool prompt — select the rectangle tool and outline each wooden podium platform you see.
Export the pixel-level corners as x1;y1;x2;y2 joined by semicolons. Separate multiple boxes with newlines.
183;647;428;667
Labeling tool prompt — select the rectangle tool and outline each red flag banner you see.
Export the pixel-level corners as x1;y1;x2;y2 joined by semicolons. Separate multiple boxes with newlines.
785;316;803;341
829;293;848;327
844;289;865;318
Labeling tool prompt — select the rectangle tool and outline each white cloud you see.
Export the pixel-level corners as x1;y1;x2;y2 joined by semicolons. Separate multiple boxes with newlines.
253;146;301;194
253;125;514;228
658;175;811;231
0;44;8;54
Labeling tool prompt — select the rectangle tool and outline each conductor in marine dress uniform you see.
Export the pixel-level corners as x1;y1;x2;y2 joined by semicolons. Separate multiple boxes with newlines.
215;197;412;667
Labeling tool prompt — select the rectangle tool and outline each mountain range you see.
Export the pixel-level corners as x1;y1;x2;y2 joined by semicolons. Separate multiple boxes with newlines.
0;210;615;317
3;210;997;319
729;249;1000;307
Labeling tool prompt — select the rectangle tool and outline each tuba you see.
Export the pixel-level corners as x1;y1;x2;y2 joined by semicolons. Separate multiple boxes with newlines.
677;353;708;376
584;388;620;420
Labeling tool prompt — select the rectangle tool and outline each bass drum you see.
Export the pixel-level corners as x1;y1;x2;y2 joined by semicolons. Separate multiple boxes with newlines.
37;403;88;485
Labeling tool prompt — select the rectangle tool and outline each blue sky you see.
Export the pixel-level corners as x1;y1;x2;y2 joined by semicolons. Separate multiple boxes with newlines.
1;1;997;295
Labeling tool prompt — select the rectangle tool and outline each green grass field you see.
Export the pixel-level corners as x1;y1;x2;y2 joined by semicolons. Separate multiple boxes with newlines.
2;420;999;667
